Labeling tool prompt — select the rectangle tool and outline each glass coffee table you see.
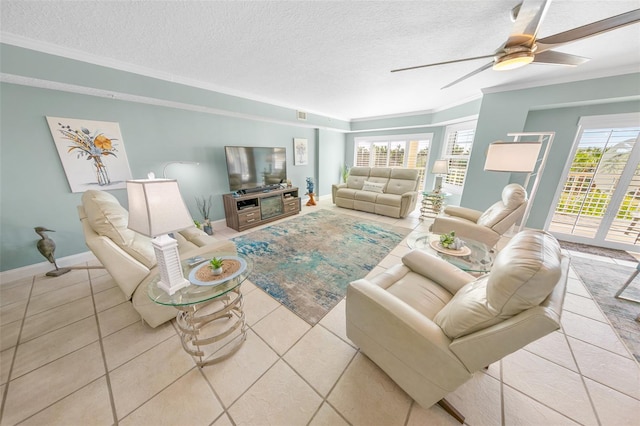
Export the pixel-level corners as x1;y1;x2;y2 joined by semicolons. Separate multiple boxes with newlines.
148;251;253;367
407;232;494;274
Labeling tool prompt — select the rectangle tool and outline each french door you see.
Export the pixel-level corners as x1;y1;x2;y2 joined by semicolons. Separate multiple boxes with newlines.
547;113;640;251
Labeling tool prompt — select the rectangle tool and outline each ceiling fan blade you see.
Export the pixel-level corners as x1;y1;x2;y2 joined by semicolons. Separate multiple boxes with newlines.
441;62;493;89
391;54;495;73
536;8;640;51
532;50;590;66
505;0;552;48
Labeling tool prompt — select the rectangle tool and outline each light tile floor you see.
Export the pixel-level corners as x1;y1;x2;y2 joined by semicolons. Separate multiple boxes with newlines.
1;199;639;425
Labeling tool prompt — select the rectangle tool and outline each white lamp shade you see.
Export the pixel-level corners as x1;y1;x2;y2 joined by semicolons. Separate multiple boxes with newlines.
484;141;542;173
431;159;449;175
127;179;194;237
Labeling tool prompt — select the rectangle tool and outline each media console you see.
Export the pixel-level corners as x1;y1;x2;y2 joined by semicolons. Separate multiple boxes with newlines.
222;187;301;231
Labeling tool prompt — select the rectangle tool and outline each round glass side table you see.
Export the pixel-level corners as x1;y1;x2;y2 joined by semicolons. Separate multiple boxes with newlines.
148;251;253;367
420;191;451;220
407;232;494;274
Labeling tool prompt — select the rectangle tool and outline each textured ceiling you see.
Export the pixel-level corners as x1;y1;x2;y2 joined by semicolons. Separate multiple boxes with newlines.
1;0;639;120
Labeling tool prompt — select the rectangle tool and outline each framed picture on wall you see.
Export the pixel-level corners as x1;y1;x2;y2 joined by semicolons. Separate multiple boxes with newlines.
294;138;308;166
46;116;133;193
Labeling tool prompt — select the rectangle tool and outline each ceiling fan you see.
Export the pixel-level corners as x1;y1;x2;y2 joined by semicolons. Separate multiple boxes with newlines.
391;0;640;89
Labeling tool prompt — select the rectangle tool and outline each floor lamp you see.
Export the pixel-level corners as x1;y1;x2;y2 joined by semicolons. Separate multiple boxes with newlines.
127;178;195;295
484;132;555;231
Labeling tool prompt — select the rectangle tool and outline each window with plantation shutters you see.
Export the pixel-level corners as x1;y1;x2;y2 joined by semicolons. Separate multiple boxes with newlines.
353;134;432;190
355;141;371;166
547;112;640;250
441;121;477;193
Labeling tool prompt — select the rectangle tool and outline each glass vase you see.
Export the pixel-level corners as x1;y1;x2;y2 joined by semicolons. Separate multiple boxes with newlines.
92;156;111;186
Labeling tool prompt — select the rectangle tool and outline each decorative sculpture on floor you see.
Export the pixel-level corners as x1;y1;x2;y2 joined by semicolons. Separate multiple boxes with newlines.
306;177;316;206
34;226;71;277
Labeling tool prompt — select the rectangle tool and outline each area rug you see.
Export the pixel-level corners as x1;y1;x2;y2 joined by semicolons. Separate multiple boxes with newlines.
559;240;637;262
232;209;410;325
570;256;640;362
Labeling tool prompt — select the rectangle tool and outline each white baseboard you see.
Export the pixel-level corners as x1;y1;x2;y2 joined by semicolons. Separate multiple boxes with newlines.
0;251;98;285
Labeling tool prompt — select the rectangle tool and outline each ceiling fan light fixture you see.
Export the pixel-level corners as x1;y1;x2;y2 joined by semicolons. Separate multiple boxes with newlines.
493;51;535;71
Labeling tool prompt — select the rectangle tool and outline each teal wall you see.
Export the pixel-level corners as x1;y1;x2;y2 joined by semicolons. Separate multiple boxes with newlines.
1;44;350;132
0;82;323;271
522;100;640;229
318;129;347;198
463;73;640;230
0;44;349;272
349;98;481;132
2;41;639;272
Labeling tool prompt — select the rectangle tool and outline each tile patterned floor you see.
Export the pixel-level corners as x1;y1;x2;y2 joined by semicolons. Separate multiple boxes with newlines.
1;200;639;425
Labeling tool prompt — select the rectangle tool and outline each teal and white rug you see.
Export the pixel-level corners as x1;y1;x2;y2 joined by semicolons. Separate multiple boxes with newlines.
232;209;411;325
570;256;640;362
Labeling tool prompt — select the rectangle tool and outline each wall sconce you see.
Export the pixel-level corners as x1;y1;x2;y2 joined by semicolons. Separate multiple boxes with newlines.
162;161;200;178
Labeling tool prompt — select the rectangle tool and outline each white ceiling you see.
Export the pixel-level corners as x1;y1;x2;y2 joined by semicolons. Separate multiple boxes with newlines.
1;0;639;121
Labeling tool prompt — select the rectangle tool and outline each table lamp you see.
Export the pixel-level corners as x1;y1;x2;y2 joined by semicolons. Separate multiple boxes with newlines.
127;178;194;295
432;159;449;193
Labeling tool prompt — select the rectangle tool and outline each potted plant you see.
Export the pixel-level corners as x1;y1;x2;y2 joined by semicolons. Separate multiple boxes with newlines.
342;164;349;183
196;196;214;235
210;257;224;276
341;164;350;183
439;231;464;250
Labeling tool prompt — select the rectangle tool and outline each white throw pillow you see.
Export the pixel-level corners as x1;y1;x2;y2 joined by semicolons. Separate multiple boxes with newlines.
362;180;385;193
82;190;157;271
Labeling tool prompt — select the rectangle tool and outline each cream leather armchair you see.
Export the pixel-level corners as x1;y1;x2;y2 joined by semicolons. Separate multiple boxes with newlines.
78;190;236;327
430;183;527;248
346;229;568;422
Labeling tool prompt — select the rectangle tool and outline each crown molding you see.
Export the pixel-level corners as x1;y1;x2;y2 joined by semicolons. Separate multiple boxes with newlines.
346;114;479;134
350;94;482;122
0;73;350;133
0;32;350;123
482;66;640;95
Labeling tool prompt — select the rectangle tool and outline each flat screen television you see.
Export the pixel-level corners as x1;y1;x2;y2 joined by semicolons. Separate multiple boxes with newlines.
224;146;287;192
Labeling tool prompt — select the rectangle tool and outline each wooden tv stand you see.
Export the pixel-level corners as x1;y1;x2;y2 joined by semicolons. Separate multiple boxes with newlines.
222;187;301;231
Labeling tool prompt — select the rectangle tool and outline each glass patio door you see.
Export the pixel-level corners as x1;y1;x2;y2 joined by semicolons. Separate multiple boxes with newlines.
547;114;640;251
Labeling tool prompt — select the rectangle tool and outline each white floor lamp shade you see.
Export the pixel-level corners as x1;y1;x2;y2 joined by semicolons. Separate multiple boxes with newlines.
127;179;194;295
484;133;555;232
484;141;542;173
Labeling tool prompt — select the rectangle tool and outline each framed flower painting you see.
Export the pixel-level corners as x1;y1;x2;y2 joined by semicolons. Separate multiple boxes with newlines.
46;116;133;193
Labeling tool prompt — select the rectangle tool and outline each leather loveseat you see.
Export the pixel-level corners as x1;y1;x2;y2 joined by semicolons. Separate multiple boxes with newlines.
332;167;420;218
78;190;236;327
430;183;528;248
346;229;568;420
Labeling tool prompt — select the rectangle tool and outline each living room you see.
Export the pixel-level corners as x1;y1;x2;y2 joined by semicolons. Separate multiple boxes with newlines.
1;1;640;425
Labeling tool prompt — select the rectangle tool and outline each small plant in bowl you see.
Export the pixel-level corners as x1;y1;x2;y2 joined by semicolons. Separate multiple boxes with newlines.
440;231;464;250
210;257;224;275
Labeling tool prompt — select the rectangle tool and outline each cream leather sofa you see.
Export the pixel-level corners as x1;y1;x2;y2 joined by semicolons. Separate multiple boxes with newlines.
332;167;420;218
430;183;527;248
346;229;568;421
78;190;236;327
